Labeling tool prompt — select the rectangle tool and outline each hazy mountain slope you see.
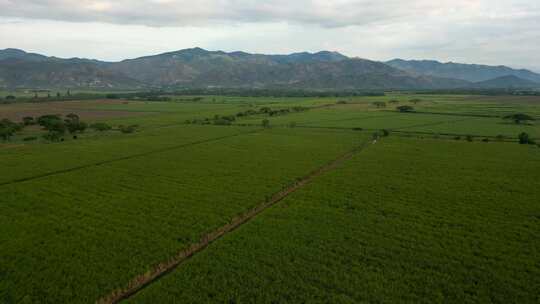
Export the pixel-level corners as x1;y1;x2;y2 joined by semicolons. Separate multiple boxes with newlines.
109;48;469;89
386;59;540;83
8;47;538;90
0;48;49;62
0;49;141;89
471;75;540;89
0;58;141;89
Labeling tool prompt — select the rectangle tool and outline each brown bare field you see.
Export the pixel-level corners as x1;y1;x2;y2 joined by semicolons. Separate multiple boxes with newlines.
0;99;152;121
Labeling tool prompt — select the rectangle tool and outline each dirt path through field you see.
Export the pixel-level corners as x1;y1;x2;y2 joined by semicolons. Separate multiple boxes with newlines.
97;139;374;304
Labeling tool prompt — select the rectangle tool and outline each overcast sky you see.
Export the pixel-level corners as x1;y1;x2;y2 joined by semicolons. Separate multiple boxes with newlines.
0;0;539;71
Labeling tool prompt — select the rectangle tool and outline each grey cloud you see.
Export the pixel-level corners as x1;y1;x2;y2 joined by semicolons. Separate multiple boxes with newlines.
2;0;537;28
1;0;539;71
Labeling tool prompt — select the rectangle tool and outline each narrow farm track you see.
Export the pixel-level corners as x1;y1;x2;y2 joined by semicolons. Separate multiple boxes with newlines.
0;129;261;187
96;139;374;304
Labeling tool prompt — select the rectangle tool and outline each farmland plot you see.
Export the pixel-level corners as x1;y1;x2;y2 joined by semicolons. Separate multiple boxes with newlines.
128;138;540;303
0;127;366;303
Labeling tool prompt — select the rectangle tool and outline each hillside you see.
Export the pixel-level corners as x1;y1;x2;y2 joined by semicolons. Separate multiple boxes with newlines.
0;57;142;89
4;48;539;90
471;75;540;89
110;48;470;90
0;49;142;89
386;59;540;83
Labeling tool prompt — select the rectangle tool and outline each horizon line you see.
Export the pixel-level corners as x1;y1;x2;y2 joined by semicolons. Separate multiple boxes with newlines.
1;46;539;73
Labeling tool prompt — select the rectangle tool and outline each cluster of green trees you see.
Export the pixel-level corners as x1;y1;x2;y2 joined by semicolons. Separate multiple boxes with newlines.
0;113;134;143
372;129;390;140
371;98;422;112
189;106;310;126
397;105;415;113
118;125;139;134
187;114;237;126
0;118;23;141
372;101;386;108
2;95;17;104
236;106;309;118
451;133;536;146
2;90;107;104
1;114;87;142
35;114;88;141
503;113;535;124
90;122;113;132
270;106;309;117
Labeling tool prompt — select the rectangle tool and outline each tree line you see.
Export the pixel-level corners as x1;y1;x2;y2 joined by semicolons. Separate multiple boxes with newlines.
186;106;310;126
0;114;138;143
2;90;107;104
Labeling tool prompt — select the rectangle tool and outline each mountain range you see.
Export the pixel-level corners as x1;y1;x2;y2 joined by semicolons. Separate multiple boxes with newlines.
1;48;539;90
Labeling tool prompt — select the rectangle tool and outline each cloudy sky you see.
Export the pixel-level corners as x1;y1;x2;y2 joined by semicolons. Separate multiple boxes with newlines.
0;0;539;71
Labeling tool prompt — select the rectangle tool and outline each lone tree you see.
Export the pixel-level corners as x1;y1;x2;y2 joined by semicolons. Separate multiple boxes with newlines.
22;116;35;126
397;105;414;113
262;119;270;128
503;113;535;124
64;113;87;135
518;132;532;144
0;119;22;141
0;126;14;141
37;115;66;141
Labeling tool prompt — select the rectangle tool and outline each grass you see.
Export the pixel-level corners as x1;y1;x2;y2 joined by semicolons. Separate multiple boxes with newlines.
128;138;540;303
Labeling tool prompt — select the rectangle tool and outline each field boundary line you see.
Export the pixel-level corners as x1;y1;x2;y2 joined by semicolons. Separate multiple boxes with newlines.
0;129;260;187
96;139;374;304
390;116;477;131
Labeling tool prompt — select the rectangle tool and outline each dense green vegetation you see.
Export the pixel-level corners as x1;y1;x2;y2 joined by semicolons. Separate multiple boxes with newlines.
0;125;363;303
129;138;540;303
1;92;539;303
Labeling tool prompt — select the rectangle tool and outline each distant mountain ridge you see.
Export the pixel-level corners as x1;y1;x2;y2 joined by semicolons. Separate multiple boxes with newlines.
0;48;538;90
470;75;540;89
386;59;540;83
108;47;471;90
